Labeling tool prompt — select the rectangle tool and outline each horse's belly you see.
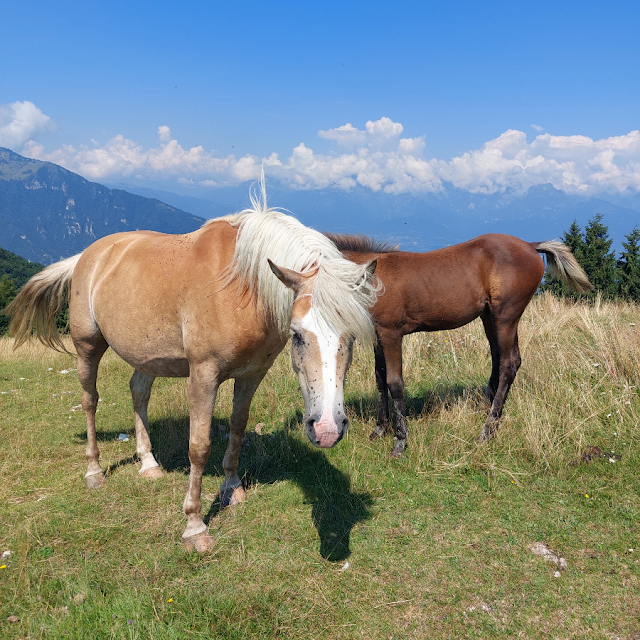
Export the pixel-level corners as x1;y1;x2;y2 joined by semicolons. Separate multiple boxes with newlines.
97;313;190;377
118;352;190;377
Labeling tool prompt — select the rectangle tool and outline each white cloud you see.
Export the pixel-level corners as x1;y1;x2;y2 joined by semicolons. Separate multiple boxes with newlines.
531;124;544;132
318;123;366;147
318;117;404;149
0;101;53;149
10;102;640;196
158;125;172;142
365;116;403;138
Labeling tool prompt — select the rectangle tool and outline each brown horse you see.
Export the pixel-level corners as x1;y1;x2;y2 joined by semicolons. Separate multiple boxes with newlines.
325;233;592;456
7;184;379;552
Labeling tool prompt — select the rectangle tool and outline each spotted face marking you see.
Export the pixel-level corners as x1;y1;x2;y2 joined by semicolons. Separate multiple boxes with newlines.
290;303;353;448
267;258;373;450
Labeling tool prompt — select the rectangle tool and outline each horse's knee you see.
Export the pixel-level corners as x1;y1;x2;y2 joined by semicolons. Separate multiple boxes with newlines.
387;377;404;400
81;391;98;413
188;444;211;468
514;353;522;372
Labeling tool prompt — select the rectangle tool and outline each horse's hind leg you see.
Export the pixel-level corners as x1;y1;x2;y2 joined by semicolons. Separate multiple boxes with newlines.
220;373;266;508
478;321;521;442
130;370;163;479
481;310;500;402
370;341;391;440
76;337;109;489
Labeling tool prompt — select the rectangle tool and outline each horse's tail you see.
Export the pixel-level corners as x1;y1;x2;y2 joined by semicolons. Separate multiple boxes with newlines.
532;240;593;293
5;253;83;354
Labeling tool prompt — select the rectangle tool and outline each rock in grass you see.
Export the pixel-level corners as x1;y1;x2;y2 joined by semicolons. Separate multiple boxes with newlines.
530;541;568;571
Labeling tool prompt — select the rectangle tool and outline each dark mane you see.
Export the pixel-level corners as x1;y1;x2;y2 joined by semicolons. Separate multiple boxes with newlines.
323;232;399;254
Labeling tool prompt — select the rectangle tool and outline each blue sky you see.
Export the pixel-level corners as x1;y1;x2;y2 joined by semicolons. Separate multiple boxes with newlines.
1;0;639;195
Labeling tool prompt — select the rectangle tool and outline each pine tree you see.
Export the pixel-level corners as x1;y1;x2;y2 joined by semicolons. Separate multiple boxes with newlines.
562;219;586;259
581;214;617;298
617;226;640;301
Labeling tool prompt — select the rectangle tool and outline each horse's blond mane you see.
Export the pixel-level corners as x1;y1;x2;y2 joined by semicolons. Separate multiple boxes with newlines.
219;175;380;347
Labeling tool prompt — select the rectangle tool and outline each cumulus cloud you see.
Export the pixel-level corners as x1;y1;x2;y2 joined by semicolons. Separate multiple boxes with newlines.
9;102;640;196
318;117;404;148
318;123;366;146
0;101;53;149
435;128;640;194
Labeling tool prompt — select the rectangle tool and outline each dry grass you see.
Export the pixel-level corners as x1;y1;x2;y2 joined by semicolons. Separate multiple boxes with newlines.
362;292;640;475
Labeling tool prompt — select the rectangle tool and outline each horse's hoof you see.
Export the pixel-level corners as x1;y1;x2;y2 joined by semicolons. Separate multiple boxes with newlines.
389;441;406;458
477;426;495;443
369;430;384;441
140;465;165;479
85;472;106;490
220;485;246;508
182;531;216;553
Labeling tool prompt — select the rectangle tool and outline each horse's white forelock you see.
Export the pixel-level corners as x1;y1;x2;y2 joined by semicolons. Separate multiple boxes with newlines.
220;173;380;347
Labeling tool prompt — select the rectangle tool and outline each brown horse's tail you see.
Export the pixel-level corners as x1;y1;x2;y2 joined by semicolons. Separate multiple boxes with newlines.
5;253;83;354
532;241;593;293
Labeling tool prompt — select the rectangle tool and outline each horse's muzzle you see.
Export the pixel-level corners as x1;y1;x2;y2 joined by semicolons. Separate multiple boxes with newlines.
306;414;348;448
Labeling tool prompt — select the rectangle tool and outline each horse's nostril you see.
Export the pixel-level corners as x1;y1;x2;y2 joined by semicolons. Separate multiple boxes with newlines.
341;418;349;429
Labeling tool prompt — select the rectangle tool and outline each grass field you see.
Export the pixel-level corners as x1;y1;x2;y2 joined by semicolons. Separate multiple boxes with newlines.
0;293;639;639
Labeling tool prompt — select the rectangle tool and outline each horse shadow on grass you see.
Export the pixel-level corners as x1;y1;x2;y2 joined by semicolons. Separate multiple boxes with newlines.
102;412;374;562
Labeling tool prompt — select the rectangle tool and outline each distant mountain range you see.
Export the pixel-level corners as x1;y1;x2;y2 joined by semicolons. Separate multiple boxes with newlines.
113;181;640;254
0;147;204;264
2;146;640;265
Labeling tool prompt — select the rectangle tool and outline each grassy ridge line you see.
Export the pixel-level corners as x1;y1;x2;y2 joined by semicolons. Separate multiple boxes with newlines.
0;293;638;639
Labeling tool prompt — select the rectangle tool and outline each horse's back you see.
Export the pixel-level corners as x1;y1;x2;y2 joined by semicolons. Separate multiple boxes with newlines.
69;223;241;376
343;233;545;333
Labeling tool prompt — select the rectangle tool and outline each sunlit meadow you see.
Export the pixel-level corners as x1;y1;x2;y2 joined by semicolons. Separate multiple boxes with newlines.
0;293;638;639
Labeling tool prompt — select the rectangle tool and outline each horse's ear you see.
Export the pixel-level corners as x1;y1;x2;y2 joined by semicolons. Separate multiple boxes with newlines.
268;259;304;291
365;258;377;277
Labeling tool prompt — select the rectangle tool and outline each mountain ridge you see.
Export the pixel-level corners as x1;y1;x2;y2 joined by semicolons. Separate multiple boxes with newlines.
0;147;205;264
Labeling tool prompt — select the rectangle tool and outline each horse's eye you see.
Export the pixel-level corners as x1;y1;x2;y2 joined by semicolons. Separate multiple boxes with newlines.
291;331;301;343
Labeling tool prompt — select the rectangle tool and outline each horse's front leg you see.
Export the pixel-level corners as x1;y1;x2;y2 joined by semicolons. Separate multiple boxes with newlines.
370;341;390;440
130;369;163;478
182;364;219;552
220;374;266;508
383;335;408;457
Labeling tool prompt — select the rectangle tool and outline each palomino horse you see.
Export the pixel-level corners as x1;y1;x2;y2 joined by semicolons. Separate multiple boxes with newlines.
8;184;379;552
325;233;592;456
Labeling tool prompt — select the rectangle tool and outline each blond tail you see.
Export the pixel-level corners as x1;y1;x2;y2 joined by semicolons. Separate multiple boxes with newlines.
4;253;82;354
533;241;593;294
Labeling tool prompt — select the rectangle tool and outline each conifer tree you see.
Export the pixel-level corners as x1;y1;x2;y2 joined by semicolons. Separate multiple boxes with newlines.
617;226;640;301
562;219;586;259
581;214;617;298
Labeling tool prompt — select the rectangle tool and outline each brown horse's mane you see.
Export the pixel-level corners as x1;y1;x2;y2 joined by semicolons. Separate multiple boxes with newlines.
323;232;398;254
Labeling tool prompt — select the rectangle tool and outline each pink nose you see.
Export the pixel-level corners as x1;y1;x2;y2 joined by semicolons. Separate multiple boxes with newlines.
312;415;341;448
317;429;340;448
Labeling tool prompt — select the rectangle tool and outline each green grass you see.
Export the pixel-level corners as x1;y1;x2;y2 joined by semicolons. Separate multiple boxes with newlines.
0;294;639;639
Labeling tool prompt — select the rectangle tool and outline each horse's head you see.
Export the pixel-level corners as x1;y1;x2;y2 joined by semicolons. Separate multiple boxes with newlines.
268;258;378;448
